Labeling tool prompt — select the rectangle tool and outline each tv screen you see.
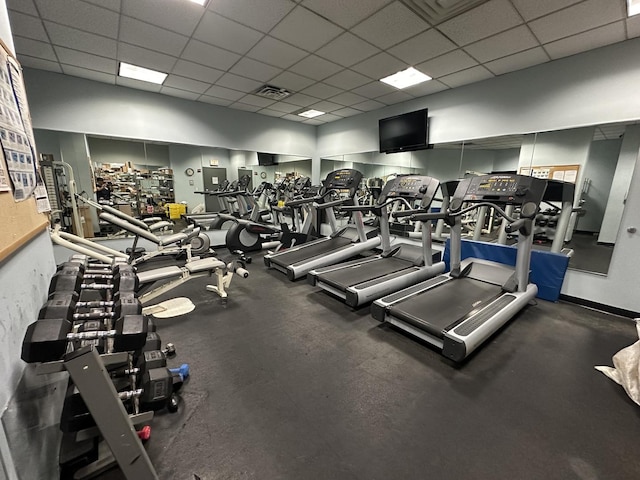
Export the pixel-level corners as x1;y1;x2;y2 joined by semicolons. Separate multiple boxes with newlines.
379;108;429;154
257;152;276;166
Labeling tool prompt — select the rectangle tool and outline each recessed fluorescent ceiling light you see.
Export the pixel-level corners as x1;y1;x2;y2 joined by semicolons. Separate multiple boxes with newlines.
118;62;167;85
380;67;432;89
298;109;325;118
189;0;208;5
628;0;640;16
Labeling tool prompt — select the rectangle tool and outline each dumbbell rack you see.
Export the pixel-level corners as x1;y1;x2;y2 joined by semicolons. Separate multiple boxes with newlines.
36;346;159;479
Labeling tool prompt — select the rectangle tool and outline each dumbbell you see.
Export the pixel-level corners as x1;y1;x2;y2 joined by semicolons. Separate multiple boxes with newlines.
21;315;149;363
142;332;176;358
49;264;138;297
40;291;142;322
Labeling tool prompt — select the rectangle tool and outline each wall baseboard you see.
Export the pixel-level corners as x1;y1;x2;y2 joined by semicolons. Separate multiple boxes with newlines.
560;294;640;319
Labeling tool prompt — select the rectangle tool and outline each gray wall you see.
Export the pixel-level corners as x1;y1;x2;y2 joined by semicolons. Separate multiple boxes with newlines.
87;137;170;168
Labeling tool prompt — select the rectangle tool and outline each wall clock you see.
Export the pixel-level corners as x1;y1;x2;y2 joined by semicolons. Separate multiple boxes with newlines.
185;168;195;176
260;172;267;179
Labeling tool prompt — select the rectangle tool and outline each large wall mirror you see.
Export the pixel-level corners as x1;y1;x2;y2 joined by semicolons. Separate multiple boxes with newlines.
322;120;640;276
33;129;311;236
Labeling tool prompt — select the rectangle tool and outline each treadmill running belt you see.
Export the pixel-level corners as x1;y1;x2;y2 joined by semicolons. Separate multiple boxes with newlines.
320;257;411;291
271;237;352;266
388;278;499;339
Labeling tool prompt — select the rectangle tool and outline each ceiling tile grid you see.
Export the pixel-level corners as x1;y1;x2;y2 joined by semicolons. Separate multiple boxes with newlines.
5;0;639;125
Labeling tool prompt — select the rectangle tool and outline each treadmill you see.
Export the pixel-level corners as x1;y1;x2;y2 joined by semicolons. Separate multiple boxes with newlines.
308;174;445;308
372;173;547;362
264;168;380;280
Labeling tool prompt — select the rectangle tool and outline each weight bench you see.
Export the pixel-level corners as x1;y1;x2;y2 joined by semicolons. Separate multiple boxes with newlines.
98;212;210;265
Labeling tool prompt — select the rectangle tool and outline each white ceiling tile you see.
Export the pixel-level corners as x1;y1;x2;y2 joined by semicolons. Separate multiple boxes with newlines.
544;21;626;60
352;2;428;49
61;65;116;84
269;71;315;91
171;59;224;84
329;91;368;107
9;12;48;42
84;0;121;12
417;50;478;78
464;25;539;63
35;0;119;38
375;90;413;105
7;0;37;16
163;75;211;94
302;118;325;125
323;69;371;90
246;36;308;69
237;94;276;108
387;29;457;66
351;81;397;99
14;37;56;61
289;55;343;81
403;79;449;97
45;22;117;58
18;55;61;73
56;46;116;74
181;40;241;71
119;17;189;57
311;113;341;123
350;52;407;79
208;0;296;33
282;113;307;122
266;101;301;113
351;99;386;111
529;0;626;44
300;83;343;99
437;0;523;46
204;85;245;101
199;96;234;107
270;6;343;52
284;92;321;107
627;15;640;39
215;73;263;93
160;86;200;101
302;0;392;29
117;43;177;72
193;11;263;55
229;102;262;112
332;107;362;117
116;76;162;92
229;58;282;83
315;32;380;68
511;0;584;22
484;47;549;75
438;65;493;88
121;0;204;36
258;108;287;117
308;100;344;112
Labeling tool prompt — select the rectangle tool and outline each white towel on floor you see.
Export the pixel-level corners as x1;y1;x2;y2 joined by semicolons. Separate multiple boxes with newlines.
595;319;640;406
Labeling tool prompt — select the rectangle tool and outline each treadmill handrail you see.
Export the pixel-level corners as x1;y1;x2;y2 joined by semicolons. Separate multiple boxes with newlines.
411;202;519;223
342;197;412;213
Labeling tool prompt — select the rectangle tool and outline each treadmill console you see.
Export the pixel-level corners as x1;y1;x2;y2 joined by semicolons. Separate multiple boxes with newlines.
381;175;440;207
293;176;311;192
452;174;547;214
323;169;364;195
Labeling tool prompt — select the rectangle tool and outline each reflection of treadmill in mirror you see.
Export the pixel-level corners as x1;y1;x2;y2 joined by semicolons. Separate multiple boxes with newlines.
431;180;459;242
264;169;380;280
308;175;445;307
372;174;547;362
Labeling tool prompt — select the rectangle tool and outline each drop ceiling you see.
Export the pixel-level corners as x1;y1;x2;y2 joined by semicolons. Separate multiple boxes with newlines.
7;0;639;125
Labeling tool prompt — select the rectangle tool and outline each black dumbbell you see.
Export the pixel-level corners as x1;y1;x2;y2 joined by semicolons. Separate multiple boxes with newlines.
21;315;148;363
40;291;142;322
49;264;138;296
142;332;176;358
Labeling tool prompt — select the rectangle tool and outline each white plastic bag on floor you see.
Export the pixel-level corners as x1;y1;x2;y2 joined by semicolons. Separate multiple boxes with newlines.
191;203;206;214
595;319;640;406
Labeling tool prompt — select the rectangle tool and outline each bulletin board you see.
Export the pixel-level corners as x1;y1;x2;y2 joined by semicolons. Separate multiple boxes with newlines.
518;164;581;183
0;40;49;262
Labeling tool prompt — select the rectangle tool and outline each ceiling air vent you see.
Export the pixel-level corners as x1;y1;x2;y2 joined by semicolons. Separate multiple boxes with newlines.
253;84;292;101
399;0;490;25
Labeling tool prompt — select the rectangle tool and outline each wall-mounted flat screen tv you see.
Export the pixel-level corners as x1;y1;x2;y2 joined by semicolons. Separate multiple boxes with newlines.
257;152;276;166
379;108;429;154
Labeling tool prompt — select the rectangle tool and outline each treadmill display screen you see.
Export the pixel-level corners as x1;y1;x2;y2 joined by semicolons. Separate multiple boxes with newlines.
473;176;518;194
